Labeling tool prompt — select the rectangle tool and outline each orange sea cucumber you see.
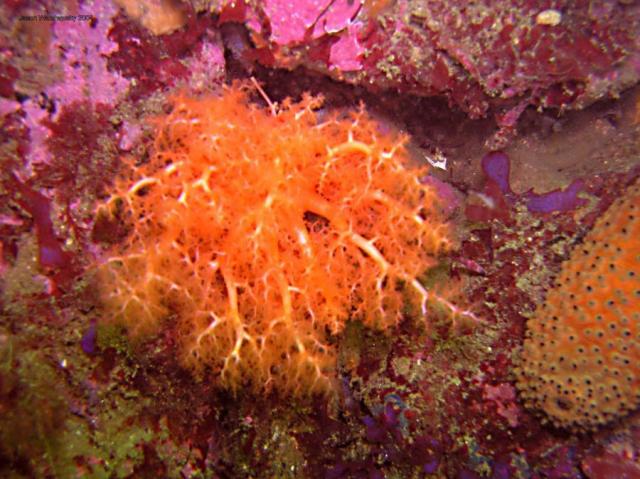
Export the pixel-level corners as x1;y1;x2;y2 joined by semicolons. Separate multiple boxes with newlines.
96;83;472;396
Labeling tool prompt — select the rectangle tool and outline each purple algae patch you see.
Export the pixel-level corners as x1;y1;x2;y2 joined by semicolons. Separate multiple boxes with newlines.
524;180;587;213
479;151;587;214
81;321;97;356
481;151;512;195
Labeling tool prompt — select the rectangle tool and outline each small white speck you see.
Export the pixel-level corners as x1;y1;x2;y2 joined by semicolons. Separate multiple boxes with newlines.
424;151;447;170
536;9;561;26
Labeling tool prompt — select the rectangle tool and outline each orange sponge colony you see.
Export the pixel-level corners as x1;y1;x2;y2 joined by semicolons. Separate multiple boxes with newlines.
517;179;640;431
97;84;454;396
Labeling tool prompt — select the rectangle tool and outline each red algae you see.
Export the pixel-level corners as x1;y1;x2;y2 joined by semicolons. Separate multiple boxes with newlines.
12;175;70;272
96;83;470;396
